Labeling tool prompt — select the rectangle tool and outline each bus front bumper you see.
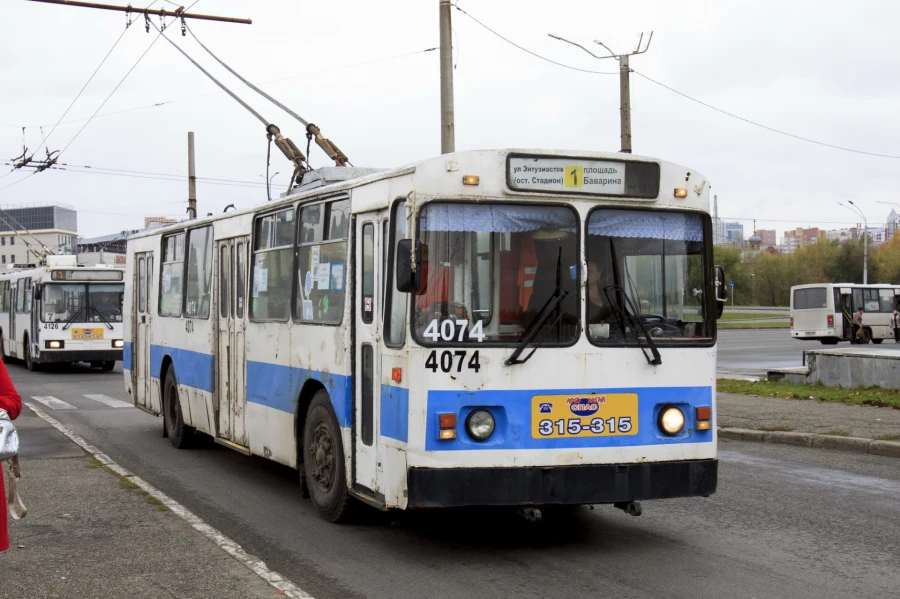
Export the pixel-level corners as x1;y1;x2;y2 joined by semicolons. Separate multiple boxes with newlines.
38;350;122;364
406;458;718;508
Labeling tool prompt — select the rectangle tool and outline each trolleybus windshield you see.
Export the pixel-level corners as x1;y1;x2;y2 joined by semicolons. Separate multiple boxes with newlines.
413;202;580;345
586;208;712;343
41;283;124;323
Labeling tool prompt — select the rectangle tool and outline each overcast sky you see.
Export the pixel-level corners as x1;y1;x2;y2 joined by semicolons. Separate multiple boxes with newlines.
2;0;899;239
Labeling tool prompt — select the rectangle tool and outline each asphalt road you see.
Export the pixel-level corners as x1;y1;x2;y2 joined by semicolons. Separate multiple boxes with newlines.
717;328;806;375
7;361;900;599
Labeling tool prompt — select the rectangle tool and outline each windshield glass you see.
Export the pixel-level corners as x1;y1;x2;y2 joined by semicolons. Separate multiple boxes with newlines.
414;202;580;345
42;283;124;323
586;209;712;343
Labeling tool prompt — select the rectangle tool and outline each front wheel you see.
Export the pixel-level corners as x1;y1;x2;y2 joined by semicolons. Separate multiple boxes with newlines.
100;360;116;371
163;367;194;449
303;390;354;523
24;338;39;371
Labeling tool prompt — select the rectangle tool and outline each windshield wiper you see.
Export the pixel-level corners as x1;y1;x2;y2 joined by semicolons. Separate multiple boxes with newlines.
606;239;662;366
62;306;85;331
89;306;114;330
505;249;568;366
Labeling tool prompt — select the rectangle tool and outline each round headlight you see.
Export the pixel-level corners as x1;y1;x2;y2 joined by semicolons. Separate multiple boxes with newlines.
659;406;685;435
466;409;495;441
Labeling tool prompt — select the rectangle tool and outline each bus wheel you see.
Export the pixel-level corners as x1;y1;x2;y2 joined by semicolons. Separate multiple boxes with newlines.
303;390;353;523
863;329;873;344
872;338;883;344
101;361;116;371
820;339;839;345
24;338;39;371
163;367;194;449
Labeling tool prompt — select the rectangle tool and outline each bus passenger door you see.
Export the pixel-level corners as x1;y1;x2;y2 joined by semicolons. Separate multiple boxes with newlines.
354;219;380;493
133;252;153;408
216;237;249;445
8;284;16;358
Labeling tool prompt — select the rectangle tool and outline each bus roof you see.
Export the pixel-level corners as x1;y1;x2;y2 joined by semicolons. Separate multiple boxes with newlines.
126;148;708;242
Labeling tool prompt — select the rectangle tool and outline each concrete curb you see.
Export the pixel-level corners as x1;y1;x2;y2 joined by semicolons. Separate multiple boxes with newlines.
719;427;900;458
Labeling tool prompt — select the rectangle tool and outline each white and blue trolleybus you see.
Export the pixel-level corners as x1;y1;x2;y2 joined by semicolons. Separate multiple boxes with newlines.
124;149;725;521
0;255;125;370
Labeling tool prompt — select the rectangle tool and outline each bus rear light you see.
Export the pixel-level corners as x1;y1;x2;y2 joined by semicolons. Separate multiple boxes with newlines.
45;340;64;349
827;315;834;327
112;339;124;348
438;413;457;440
391;367;402;383
790;317;793;326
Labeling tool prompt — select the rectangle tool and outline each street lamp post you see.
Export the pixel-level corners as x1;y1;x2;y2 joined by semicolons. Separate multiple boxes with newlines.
751;273;755;304
261;172;280;202
838;201;868;284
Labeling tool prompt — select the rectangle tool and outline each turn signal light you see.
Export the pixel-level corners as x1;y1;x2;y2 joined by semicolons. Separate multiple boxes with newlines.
696;420;712;431
438;413;457;440
674;188;688;198
696;406;712;421
391;367;402;383
462;175;480;186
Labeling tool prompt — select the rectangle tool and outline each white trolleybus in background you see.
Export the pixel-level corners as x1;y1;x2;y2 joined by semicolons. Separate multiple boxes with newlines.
791;283;900;344
0;255;125;370
124;149;727;522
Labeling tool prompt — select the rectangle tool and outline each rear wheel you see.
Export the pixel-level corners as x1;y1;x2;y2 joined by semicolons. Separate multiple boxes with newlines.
820;338;839;345
863;329;873;344
163;367;194;449
303;390;353;523
872;338;883;345
100;360;116;371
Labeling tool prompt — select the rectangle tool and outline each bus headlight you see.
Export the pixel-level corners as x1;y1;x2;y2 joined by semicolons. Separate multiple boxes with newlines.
45;340;64;349
466;409;495;441
112;340;124;348
659;406;685;435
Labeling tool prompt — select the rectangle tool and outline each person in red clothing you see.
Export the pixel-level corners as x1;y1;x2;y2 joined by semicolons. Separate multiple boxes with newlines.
0;359;23;552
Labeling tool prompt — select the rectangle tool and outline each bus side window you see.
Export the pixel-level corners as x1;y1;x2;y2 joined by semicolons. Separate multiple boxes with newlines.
184;226;214;319
160;232;185;317
220;245;229;318
294;199;348;325
251;209;293;321
384;200;408;347
23;278;32;313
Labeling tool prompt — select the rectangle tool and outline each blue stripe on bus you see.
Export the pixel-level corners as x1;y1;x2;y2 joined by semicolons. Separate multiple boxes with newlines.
245;361;352;428
380;385;409;443
149;344;215;393
424;386;713;451
122;340;133;371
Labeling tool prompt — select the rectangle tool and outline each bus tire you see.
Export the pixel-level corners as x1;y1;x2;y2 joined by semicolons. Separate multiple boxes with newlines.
872;338;883;344
303;390;353;523
101;360;116;371
863;329;873;344
163;367;194;449
24;336;39;371
820;339;839;345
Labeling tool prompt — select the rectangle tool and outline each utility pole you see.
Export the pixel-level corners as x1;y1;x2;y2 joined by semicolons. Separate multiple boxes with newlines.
439;0;455;154
187;132;197;219
549;32;652;153
838;201;868;284
25;1;252;25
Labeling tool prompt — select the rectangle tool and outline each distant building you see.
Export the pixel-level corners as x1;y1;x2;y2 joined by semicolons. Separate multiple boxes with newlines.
758;230;777;246
783;227;826;252
144;216;179;228
724;222;744;244
0;202;78;265
77;230;141;266
826;227;859;243
885;209;900;241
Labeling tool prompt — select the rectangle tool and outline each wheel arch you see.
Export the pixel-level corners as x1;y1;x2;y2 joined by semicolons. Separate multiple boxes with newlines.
295;379;327;467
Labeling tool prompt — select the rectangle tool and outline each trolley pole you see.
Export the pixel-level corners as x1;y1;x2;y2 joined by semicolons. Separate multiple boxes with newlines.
187;132;197;220
618;54;632;153
439;0;455;154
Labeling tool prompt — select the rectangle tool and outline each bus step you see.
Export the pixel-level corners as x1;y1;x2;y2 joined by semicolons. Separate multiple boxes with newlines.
214;437;250;456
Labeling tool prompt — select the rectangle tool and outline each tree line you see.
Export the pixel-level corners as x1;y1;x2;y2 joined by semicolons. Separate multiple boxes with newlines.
715;236;900;307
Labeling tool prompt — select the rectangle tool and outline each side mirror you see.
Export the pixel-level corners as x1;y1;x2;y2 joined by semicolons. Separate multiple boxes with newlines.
714;265;727;319
396;239;422;293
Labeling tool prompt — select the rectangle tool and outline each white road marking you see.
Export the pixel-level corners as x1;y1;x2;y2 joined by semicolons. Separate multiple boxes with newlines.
30;396;77;410
25;402;315;599
83;394;133;408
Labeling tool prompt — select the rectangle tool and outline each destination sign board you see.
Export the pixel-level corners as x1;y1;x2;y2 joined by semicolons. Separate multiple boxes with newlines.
507;155;660;198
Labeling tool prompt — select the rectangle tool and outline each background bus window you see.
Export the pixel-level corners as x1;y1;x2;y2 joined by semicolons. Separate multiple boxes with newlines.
15;284;24;313
793;287;827;310
880;289;894;312
0;281;7;312
251;210;294;321
160;233;185;317
362;223;374;324
863;289;880;312
23;278;32;313
294;200;348;325
384;201;408;347
184;226;214;319
220;245;229;318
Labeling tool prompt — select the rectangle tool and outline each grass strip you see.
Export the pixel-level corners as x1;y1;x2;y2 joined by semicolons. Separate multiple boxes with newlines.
718;321;791;329
720;312;787;321
718;378;900;409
